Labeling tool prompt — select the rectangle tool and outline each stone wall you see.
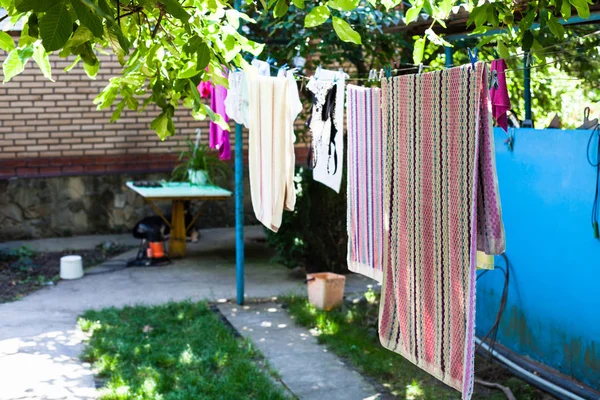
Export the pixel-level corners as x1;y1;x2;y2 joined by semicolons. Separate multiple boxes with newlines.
0;172;257;241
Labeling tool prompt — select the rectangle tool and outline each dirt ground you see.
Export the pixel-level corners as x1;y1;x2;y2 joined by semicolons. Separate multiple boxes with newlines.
0;245;134;303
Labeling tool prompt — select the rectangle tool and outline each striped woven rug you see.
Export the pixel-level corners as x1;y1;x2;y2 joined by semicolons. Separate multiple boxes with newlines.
346;85;385;282
378;62;505;399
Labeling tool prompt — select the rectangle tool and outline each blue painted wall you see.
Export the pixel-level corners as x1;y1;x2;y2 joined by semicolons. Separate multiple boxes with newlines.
476;128;600;389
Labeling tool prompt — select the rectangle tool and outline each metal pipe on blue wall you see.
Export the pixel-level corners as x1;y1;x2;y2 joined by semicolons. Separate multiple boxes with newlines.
444;46;453;68
233;0;244;306
523;52;532;126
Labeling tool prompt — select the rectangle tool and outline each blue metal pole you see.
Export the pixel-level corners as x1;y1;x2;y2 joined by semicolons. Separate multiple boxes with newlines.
233;0;244;306
444;46;453;68
234;123;244;305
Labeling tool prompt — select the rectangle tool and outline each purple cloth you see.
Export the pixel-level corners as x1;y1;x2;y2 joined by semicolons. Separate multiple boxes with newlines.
197;74;231;161
210;83;231;160
489;59;510;133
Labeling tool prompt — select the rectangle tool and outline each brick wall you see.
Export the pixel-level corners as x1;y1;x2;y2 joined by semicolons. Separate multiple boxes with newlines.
0;44;254;179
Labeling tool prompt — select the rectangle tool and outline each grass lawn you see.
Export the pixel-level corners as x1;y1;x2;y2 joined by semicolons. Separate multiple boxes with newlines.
283;292;552;400
79;301;287;400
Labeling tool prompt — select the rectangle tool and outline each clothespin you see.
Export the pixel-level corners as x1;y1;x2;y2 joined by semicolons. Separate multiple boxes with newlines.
384;65;392;78
467;47;478;69
378;69;384;81
418;63;424;74
368;69;374;82
315;65;322;80
489;70;499;90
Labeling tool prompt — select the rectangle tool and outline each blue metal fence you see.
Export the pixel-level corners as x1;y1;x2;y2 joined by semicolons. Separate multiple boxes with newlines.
477;128;600;389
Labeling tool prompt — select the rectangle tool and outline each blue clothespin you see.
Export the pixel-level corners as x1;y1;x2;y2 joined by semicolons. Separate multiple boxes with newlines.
266;56;274;65
384;65;392;78
468;47;478;69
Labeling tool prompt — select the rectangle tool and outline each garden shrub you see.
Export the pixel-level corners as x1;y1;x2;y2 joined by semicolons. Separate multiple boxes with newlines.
265;166;349;274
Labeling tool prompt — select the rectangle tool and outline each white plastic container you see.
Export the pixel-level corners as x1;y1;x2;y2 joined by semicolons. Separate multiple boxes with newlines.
60;255;84;280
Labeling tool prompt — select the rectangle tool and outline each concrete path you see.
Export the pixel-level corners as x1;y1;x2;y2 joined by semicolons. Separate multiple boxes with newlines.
0;226;379;399
218;302;382;400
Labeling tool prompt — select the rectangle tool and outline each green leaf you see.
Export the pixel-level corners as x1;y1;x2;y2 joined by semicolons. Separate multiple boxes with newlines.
468;3;488;27
497;40;509;59
569;0;591;18
2;50;25;82
413;36;426;65
151;111;172;140
547;14;565;38
304;6;330;28
111;100;126;122
522;30;534;51
404;6;422;24
104;25;126;64
425;28;450;47
15;0;54;12
83;59;99;78
188;79;201;112
274;0;289;18
0;32;15;52
32;43;53;81
40;2;73;52
197;41;211;70
519;9;536;31
332;16;361;44
292;0;304;9
178;61;198;79
66;25;94;48
64;55;81;72
71;0;104;38
161;0;191;22
328;0;358;12
561;0;572;20
125;95;138;111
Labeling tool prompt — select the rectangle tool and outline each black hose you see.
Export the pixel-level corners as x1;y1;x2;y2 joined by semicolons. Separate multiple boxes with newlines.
586;123;600;238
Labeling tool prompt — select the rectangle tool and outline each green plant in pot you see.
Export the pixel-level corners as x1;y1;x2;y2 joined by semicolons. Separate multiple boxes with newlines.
172;130;229;186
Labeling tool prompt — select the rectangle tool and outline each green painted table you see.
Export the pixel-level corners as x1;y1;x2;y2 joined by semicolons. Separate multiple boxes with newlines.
126;181;232;258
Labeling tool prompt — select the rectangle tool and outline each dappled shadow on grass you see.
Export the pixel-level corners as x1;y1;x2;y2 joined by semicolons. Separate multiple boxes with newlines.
79;301;287;400
282;294;550;400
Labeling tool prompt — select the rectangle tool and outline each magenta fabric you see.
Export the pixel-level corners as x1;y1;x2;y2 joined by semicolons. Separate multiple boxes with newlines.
197;81;212;98
209;83;230;160
489;59;510;132
197;75;231;161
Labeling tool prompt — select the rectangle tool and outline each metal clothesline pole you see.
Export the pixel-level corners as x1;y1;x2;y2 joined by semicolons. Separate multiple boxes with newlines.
233;0;245;306
523;51;533;128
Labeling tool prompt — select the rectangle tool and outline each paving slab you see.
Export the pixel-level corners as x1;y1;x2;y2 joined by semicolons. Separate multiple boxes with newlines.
0;226;379;399
218;302;382;400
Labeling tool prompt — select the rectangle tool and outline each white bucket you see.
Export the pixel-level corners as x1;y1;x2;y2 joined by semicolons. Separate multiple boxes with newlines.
60;255;84;280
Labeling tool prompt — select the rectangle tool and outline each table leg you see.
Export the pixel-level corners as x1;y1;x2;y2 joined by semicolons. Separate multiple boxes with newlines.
168;200;187;258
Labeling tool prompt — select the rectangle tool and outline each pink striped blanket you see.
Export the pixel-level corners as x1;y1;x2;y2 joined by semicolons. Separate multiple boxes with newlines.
346;85;385;282
378;62;505;399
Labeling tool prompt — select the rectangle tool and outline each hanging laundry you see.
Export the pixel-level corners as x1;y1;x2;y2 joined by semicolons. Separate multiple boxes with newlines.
307;69;345;193
197;68;231;161
346;85;385;282
224;63;271;128
489;59;511;132
224;70;250;127
378;63;505;400
247;66;303;232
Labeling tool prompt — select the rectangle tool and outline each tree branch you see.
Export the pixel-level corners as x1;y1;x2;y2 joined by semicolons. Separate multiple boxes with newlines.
474;379;517;400
152;11;164;39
